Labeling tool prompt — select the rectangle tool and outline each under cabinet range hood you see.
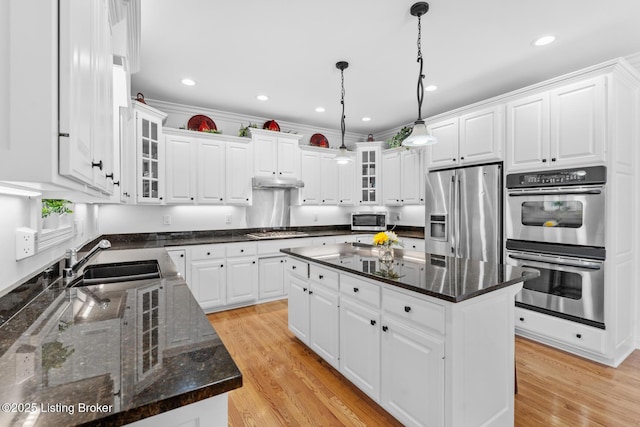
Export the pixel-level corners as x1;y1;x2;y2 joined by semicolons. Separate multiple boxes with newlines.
252;176;305;189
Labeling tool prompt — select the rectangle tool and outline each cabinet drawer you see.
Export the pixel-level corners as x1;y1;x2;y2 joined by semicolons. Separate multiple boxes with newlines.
226;242;257;257
285;257;308;278
309;265;339;291
258;240;292;256
515;307;605;354
191;245;225;261
382;288;445;335
340;274;380;308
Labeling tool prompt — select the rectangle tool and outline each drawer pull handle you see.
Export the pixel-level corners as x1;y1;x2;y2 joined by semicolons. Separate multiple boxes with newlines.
370;320;376;326
382;326;388;332
252;261;256;264
292;265;296;269
353;287;359;293
319;274;324;279
309;290;313;295
303;287;307;292
404;306;411;313
576;333;582;339
519;317;524;322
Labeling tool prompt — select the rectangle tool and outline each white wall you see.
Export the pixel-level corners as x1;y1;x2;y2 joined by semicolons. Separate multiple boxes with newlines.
0;0;8;153
0;195;100;296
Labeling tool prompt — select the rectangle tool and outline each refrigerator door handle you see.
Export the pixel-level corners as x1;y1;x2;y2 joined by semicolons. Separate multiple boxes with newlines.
456;175;462;258
450;175;456;255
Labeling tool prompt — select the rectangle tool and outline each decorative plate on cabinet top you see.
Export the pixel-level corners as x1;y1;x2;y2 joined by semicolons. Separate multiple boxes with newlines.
188;115;217;132
263;120;280;132
310;133;329;148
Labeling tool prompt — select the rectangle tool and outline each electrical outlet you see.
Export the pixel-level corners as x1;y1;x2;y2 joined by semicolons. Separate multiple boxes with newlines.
163;215;171;225
225;214;232;225
15;227;37;260
395;213;401;221
15;345;36;384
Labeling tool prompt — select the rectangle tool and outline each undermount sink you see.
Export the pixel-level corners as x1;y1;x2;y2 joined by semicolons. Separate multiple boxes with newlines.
77;260;161;286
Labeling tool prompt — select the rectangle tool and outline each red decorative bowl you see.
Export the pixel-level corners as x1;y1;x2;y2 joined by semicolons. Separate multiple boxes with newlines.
188;115;217;132
310;133;329;148
263;120;280;132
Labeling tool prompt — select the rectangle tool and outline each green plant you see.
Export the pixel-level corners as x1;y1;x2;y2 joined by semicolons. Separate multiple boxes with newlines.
41;199;73;218
386;125;413;148
238;123;258;137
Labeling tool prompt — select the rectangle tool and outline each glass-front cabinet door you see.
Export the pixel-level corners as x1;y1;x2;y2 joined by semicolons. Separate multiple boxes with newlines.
134;103;167;204
356;142;383;205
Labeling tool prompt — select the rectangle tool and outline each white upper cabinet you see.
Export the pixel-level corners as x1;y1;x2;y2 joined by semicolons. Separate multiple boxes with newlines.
299;147;322;205
165;134;196;204
427;105;503;170
197;139;226;204
382;148;423;206
225;140;253;205
506;75;606;172
320;152;339;205
251;128;303;178
338;159;356;206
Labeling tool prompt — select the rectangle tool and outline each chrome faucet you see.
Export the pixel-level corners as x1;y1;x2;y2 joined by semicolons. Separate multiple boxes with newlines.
64;239;111;279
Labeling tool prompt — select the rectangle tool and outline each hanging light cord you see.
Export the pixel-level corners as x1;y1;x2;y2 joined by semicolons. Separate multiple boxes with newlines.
416;13;425;121
340;67;346;149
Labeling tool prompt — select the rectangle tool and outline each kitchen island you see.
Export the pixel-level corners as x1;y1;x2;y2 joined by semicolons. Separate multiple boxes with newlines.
0;248;241;427
282;243;537;427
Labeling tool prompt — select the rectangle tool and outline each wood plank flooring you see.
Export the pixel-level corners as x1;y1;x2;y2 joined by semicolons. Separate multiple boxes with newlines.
207;300;640;426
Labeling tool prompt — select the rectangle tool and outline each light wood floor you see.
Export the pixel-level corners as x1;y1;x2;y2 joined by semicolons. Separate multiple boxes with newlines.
207;300;640;426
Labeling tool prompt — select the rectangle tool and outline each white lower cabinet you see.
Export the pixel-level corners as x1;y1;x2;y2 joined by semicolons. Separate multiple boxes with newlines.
287;265;311;343
308;280;340;369
380;315;444;427
339;297;381;401
226;255;258;305
190;258;226;311
258;256;286;299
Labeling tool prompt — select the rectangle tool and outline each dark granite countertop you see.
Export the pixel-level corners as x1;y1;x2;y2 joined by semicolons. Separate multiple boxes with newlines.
282;243;538;303
83;226;424;251
0;248;241;427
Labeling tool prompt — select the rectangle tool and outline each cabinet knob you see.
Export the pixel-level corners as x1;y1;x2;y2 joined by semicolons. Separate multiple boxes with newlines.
303;287;307;292
370;320;376;326
542;158;547;163
240;249;244;252
353;287;359;293
279;172;282;175
190;197;194;201
519;317;525;322
159;197;163;200
207;252;211;255
452;158;456;162
318;274;324;279
92;160;103;170
382;326;388;332
252;261;256;264
551;158;557;162
576;333;582;339
292;265;296;270
309;290;313;295
246;198;249;201
280;259;284;263
404;306;411;313
180;254;184;258
272;172;276;175
220;264;224;268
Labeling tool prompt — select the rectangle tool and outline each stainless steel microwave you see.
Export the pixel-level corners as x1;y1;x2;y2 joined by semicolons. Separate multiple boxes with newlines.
351;212;387;231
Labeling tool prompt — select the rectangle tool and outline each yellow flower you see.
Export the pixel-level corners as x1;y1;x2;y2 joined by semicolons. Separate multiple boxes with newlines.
373;232;389;245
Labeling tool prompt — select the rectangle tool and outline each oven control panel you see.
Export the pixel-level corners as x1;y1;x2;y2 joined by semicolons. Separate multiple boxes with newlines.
506;166;606;188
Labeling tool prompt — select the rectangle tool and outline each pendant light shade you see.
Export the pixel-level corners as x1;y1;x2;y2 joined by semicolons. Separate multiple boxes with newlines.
403;2;438;147
334;61;353;163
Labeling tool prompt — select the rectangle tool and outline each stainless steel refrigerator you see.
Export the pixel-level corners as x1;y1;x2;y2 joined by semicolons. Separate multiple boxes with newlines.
424;163;502;263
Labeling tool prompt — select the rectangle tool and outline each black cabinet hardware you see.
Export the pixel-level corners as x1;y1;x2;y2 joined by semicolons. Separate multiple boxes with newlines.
519;317;524;322
303;287;307;292
353;287;359;293
404;306;411;313
576;333;582;339
92;160;103;170
106;173;114;179
370;320;376;326
319;274;324;279
382;326;388;332
542;158;547;163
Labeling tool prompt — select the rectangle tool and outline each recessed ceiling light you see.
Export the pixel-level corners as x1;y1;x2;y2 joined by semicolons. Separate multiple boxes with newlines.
425;85;438;92
532;35;556;47
181;78;196;86
362;117;371;122
315;107;326;113
256;95;269;101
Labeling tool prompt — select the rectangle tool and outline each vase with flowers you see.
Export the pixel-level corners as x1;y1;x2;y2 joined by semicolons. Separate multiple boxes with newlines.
372;231;402;271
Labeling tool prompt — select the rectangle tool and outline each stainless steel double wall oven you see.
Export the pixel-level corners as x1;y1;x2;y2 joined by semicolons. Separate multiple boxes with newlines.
505;166;606;328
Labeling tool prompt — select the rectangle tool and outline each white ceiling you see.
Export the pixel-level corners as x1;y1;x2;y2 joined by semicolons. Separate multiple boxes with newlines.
132;0;640;135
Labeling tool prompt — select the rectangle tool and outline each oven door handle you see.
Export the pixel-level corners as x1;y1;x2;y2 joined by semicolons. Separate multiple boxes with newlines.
508;254;602;270
508;189;602;197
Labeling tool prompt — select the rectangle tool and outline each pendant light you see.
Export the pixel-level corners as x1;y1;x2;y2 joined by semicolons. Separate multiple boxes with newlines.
334;61;353;164
403;2;438;147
